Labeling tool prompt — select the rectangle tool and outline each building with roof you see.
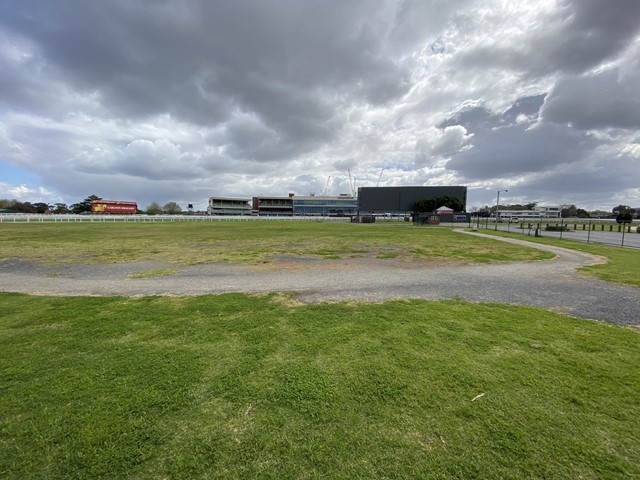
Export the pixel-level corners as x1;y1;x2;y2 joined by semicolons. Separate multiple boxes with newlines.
252;195;294;215
207;197;252;215
292;194;357;216
358;186;468;214
250;194;358;216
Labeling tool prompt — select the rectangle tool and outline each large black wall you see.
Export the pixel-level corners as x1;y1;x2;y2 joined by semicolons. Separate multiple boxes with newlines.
358;186;467;212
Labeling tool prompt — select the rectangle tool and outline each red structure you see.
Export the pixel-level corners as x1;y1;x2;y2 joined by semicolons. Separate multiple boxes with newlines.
91;200;137;214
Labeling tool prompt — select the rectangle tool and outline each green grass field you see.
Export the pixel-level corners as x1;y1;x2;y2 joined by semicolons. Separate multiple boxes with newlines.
0;221;553;266
2;221;639;478
1;293;639;479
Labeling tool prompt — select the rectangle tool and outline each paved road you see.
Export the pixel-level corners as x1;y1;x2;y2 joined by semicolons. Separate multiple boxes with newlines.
1;231;638;325
490;223;640;248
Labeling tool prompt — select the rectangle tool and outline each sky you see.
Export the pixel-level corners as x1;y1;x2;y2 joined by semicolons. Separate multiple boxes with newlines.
1;0;639;212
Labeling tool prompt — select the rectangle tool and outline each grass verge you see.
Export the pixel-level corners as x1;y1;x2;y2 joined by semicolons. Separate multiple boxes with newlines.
127;268;178;279
1;293;638;479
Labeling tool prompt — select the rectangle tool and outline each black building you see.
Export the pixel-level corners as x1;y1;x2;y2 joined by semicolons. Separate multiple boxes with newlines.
358;186;467;213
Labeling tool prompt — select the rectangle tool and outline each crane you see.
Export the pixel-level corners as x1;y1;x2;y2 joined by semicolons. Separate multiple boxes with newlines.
347;169;356;197
323;175;331;196
376;168;385;187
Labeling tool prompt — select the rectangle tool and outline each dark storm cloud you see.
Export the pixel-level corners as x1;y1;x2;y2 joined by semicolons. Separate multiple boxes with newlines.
542;0;640;73
443;96;598;179
437;106;498;134
458;0;640;76
501;95;546;124
542;68;640;130
447;122;597;179
0;0;413;155
525;158;640;195
438;95;545;134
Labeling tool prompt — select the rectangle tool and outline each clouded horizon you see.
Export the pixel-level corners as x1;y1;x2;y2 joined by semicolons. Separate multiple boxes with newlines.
1;0;639;211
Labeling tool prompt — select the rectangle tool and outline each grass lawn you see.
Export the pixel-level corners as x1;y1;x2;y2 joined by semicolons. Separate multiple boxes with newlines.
479;230;640;288
0;221;553;266
1;293;639;479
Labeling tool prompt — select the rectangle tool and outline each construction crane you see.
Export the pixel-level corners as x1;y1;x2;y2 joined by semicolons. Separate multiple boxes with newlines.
376;168;385;187
323;175;331;196
347;169;356;197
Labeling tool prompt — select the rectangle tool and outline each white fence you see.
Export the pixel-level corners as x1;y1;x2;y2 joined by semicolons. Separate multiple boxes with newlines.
0;214;353;223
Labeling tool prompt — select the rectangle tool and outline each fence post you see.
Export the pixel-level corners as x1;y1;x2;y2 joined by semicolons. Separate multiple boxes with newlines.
587;220;591;243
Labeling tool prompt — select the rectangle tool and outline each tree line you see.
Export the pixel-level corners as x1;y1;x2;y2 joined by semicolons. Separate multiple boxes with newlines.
0;195;187;215
412;195;465;213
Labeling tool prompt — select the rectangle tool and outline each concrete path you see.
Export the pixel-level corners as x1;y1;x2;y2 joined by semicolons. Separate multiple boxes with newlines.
1;230;638;325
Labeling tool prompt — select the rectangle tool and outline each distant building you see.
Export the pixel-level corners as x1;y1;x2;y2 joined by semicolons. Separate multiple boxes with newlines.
497;206;561;220
250;194;358;216
252;195;294;215
536;206;561;218
292;194;357;216
435;206;454;214
358;186;468;213
91;200;137;214
207;197;252;215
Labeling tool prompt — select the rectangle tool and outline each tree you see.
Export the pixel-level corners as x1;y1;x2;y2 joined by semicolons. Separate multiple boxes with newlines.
145;202;162;215
32;202;50;214
524;202;538;210
52;203;70;214
162;202;182;214
412;198;436;213
12;201;36;213
561;205;577;218
575;208;590;218
434;195;464;212
70;195;102;214
616;211;633;224
613;205;635;224
612;205;632;215
0;199;17;210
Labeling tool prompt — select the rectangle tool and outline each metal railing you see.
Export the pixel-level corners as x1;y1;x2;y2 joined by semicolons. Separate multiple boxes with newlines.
471;217;640;248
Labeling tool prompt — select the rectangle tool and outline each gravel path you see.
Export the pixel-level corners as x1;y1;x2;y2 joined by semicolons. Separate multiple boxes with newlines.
1;230;638;325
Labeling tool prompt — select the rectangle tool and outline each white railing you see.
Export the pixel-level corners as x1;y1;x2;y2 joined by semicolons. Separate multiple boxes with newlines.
0;214;352;223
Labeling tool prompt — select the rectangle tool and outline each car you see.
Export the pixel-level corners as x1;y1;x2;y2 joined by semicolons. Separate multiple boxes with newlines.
636;225;640;233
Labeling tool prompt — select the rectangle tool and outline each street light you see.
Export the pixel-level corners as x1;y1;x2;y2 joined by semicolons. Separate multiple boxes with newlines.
495;189;508;230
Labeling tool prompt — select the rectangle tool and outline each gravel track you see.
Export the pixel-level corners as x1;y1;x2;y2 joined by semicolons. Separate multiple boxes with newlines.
1;230;638;325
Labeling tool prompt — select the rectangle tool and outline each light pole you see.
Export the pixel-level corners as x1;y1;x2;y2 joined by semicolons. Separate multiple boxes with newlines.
495;189;508;230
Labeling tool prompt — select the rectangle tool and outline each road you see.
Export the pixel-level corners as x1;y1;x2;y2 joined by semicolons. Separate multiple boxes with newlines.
485;223;640;248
